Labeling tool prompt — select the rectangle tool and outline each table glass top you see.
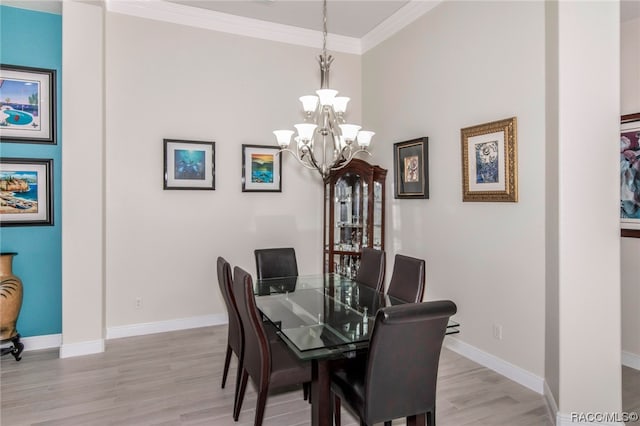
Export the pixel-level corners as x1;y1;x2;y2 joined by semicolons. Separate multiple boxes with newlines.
255;274;459;360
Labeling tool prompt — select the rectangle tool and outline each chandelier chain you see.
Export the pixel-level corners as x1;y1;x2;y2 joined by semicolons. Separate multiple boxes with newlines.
322;0;328;58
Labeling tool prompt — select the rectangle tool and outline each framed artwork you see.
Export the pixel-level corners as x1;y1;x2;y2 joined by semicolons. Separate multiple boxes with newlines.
0;158;53;226
461;117;518;202
242;144;282;192
0;64;56;144
163;139;215;190
620;113;640;237
393;137;429;199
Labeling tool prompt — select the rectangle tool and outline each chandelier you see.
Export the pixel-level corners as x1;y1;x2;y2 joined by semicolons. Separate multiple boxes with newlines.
273;0;374;180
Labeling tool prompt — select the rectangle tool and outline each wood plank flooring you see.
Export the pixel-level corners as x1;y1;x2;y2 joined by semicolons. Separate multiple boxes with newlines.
0;324;589;425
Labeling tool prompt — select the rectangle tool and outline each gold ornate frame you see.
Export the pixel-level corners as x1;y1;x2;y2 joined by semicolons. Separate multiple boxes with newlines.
461;117;518;202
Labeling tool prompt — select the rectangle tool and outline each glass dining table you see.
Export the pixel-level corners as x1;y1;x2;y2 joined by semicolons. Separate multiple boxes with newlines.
254;273;459;426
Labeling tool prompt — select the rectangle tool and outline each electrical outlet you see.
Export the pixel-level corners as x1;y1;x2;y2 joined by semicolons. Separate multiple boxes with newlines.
493;324;503;340
135;297;143;309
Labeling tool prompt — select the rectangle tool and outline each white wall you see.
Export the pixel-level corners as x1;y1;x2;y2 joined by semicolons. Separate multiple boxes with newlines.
61;0;105;357
362;1;546;376
544;0;560;402
621;16;640;363
103;12;362;328
556;0;621;418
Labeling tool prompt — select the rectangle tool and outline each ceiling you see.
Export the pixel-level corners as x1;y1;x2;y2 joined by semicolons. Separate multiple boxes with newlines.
2;0;639;38
164;0;411;38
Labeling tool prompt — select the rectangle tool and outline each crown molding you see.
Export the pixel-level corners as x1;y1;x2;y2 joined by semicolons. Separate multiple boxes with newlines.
361;0;443;53
105;0;362;55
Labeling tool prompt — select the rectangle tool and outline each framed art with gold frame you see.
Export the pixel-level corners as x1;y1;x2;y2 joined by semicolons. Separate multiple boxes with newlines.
461;117;518;202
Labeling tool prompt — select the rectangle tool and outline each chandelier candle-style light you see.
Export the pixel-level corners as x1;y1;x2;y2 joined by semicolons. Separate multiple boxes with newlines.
273;0;374;179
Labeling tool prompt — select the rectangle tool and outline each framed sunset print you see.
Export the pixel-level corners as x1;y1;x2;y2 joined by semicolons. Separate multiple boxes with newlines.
0;64;56;144
242;144;282;192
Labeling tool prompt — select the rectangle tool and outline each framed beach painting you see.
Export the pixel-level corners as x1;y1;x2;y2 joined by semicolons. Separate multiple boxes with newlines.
393;137;429;199
242;144;281;192
461;117;518;202
620;113;640;237
0;158;53;226
163;139;215;190
0;64;56;144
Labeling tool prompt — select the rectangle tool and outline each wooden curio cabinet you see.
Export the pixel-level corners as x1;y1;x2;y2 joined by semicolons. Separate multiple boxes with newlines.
323;159;387;278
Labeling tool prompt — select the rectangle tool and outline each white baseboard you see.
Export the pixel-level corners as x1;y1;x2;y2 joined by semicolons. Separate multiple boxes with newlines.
444;337;544;394
59;339;105;358
556;412;624;426
2;333;62;351
622;350;640;371
106;313;227;340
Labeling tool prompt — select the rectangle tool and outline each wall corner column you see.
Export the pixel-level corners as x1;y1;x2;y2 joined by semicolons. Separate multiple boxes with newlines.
60;0;106;358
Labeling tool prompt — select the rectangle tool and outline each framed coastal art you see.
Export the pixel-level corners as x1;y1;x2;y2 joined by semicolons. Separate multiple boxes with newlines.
620;113;640;237
0;64;56;144
0;158;53;226
242;144;282;192
393;137;429;199
461;117;518;202
163;139;215;190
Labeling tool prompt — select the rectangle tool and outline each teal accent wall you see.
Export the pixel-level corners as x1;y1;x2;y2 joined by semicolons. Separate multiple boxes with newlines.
0;6;62;337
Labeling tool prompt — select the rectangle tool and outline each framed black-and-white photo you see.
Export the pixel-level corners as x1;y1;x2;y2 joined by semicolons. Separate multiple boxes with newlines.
0;64;56;144
163;139;215;190
0;158;53;226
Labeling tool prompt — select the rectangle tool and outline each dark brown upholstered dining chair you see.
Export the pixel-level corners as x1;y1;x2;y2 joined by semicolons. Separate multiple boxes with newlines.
233;266;312;426
353;247;385;293
216;257;243;412
386;254;426;303
254;247;298;280
331;300;457;426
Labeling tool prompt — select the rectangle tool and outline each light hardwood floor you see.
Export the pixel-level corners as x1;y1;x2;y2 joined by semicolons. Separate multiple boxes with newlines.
0;324;578;426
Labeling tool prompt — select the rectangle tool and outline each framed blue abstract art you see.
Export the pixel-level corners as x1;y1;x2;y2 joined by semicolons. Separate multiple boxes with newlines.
163;139;215;190
461;117;518;202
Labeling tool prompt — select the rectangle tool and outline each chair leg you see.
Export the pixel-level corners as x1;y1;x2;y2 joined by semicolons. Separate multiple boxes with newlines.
428;408;435;426
234;369;249;421
222;345;232;388
334;394;341;426
254;385;269;426
384;422;392;426
303;382;309;400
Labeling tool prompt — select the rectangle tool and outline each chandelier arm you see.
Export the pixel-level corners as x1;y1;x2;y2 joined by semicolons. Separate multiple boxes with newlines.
279;148;323;172
328;149;372;173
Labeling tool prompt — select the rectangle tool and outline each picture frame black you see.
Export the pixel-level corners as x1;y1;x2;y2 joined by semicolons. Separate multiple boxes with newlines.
0;157;53;226
0;64;56;144
242;144;282;192
393;137;429;199
163;139;215;190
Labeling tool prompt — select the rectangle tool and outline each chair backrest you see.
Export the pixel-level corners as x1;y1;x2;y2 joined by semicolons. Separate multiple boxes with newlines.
216;257;242;355
254;248;298;280
232;266;270;385
386;254;426;303
364;300;457;424
354;247;385;293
